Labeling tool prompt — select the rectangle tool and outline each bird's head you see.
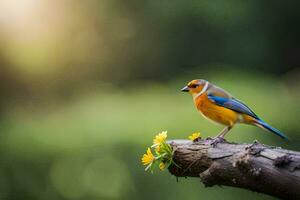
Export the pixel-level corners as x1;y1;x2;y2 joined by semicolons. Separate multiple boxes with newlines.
181;79;209;97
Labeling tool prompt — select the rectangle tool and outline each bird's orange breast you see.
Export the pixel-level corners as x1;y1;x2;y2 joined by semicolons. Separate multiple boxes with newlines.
194;93;239;126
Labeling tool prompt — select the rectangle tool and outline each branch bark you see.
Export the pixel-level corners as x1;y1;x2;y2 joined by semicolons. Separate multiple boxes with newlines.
168;139;300;200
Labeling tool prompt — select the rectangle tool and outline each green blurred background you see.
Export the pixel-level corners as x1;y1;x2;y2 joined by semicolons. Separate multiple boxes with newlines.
0;0;299;199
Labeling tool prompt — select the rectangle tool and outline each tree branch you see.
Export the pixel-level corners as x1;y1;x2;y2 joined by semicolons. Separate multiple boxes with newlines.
167;139;300;200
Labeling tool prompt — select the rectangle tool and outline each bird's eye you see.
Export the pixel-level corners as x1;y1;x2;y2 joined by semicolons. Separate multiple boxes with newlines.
189;84;198;88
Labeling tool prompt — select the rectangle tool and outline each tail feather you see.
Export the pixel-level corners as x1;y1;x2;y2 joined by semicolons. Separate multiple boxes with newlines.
254;120;289;140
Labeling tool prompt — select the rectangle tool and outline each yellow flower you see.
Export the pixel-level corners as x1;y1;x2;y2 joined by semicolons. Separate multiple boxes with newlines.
188;132;201;141
153;131;167;146
159;162;165;170
141;148;155;166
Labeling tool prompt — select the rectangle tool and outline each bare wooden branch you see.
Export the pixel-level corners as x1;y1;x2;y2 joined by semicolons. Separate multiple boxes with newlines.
168;139;300;200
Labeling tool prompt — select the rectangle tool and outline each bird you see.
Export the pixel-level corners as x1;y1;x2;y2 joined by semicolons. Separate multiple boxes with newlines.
181;79;288;140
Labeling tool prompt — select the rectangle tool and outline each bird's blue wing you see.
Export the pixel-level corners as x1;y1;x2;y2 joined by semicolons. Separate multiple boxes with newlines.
207;95;259;119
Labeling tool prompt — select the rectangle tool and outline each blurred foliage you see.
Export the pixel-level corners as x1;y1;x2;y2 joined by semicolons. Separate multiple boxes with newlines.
0;0;299;200
0;72;299;200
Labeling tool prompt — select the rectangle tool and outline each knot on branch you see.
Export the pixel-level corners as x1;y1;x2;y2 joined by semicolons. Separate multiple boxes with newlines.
274;155;293;167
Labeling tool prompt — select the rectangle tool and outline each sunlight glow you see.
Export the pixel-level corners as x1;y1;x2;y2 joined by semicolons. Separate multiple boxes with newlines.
0;0;41;28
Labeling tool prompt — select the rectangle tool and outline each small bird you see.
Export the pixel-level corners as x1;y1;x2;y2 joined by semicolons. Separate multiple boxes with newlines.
181;79;288;140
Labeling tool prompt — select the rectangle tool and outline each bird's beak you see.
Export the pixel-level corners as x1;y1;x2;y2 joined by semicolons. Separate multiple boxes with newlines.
181;86;189;92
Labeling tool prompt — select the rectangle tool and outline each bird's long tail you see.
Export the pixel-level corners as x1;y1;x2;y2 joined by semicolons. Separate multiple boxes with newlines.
253;119;289;140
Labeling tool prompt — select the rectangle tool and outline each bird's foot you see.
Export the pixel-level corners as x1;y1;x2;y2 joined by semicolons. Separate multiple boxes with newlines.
206;136;226;147
246;140;260;149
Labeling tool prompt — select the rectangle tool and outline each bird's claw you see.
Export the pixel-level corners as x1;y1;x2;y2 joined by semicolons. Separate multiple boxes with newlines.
206;137;226;147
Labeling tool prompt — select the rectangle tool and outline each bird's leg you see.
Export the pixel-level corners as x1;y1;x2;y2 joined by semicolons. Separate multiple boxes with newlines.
208;126;233;146
215;126;232;138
